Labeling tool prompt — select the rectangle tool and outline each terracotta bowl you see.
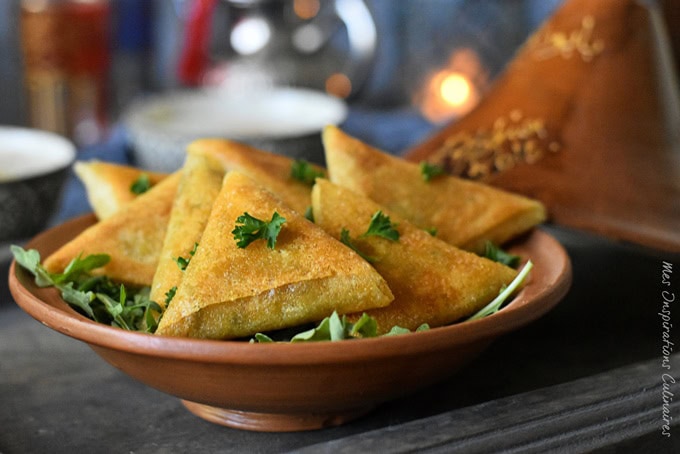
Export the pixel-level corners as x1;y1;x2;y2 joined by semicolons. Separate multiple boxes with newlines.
9;214;572;432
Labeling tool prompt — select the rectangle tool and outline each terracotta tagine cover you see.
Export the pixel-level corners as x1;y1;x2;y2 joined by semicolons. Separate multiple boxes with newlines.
406;0;680;252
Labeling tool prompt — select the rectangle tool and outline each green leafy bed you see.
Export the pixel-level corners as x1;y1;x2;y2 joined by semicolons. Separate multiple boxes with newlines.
11;243;532;342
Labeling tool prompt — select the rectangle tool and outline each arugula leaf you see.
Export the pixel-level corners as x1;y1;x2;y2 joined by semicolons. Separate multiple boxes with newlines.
419;161;446;182
468;260;533;321
232;212;286;249
10;245;53;287
483;241;521;268
251;311;429;343
11;246;161;333
362;210;400;241
384;323;430;336
290;159;326;186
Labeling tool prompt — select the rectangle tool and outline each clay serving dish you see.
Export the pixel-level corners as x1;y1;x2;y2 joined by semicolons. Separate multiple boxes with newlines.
9;214;572;432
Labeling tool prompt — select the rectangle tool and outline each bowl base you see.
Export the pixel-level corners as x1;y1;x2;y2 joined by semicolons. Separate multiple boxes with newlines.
181;400;374;432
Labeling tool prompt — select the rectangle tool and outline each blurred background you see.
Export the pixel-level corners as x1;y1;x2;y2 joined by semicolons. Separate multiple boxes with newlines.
0;0;570;153
2;0;679;154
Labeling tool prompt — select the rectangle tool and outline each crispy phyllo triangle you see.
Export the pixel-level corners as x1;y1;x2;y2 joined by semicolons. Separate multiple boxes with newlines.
323;125;546;253
43;172;181;287
186;138;324;214
73;160;168;220
149;151;225;307
312;178;519;334
155;171;393;339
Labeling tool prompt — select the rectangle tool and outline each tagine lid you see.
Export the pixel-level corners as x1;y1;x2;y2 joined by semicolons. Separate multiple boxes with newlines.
406;0;680;252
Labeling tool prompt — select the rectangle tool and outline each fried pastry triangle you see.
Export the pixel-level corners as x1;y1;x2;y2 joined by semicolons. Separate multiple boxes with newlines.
323;125;546;253
311;178;519;334
155;171;393;339
74;160;168;220
149;150;225;306
43;172;181;287
187;138;324;214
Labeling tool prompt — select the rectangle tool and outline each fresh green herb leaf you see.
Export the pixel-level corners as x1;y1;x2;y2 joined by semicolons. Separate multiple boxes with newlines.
10;245;53;287
425;227;438;237
362;210;400;241
340;228;375;262
251;311;429;343
419;161;446;182
304;206;314;222
383;323;430;336
468;260;533;321
483;241;521;268
290;159;326;186
174;242;198;271
56;253;110;284
349;312;378;338
232;212;286;249
11;246;161;333
164;286;177;305
130;173;151;195
250;333;274;343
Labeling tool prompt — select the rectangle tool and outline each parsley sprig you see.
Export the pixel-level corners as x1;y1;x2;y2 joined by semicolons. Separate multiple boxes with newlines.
362;210;400;241
174;242;198;271
232;212;286;249
340;210;400;262
130;173;151;195
419;161;446;182
290;159;326;186
11;246;161;332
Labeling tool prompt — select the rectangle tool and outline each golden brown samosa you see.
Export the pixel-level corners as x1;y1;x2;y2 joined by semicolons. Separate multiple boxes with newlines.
155;171;393;339
149;150;225;307
323;125;546;253
43;172;181;287
73;160;168;220
187;138;323;214
312;178;519;334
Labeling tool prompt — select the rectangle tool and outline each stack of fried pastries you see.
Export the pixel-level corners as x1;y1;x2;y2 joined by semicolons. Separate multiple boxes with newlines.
44;127;546;339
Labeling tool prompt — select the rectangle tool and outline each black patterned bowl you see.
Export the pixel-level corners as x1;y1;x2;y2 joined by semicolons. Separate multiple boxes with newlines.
0;126;75;242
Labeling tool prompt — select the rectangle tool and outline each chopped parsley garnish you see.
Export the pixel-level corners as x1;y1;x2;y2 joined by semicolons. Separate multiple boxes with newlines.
483;241;521;268
251;311;430;343
290;159;326;186
232;212;286;249
362;210;400;241
340;228;375;262
11;246;161;332
174;242;198;271
426;227;438;236
419;161;446;182
130;173;151;195
164;286;177;305
340;210;400;262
